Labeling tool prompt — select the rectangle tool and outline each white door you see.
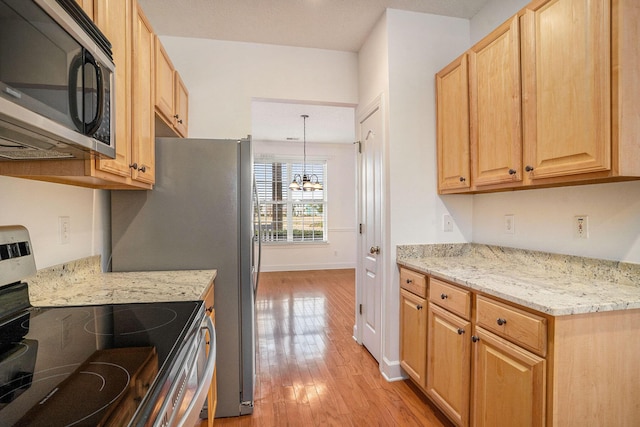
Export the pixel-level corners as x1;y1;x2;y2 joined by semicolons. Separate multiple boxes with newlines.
358;101;383;362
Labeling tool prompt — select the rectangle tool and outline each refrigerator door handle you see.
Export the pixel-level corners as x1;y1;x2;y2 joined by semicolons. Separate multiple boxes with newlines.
253;180;262;298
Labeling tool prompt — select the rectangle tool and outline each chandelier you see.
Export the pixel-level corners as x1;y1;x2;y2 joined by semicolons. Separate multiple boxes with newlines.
289;114;323;191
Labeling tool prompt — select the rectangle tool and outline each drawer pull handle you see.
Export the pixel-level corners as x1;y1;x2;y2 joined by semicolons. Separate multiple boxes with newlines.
440;293;448;300
471;336;480;343
457;328;465;335
416;304;423;310
406;279;413;284
459;176;466;182
497;318;507;326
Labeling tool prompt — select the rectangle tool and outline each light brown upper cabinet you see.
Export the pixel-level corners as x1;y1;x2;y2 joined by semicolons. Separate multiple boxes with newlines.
155;40;189;137
436;54;471;194
130;1;155;185
436;0;640;194
469;16;522;188
521;0;610;181
75;0;94;20
96;0;155;186
0;0;155;189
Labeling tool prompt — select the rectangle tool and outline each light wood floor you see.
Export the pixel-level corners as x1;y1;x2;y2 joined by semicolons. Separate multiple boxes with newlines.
208;269;452;427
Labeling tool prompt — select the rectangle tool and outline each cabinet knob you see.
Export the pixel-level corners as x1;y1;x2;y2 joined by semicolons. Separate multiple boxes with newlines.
138;165;147;173
440;293;448;300
508;168;517;175
177;119;183;124
173;114;179;119
459;176;466;182
406;279;413;284
416;304;423;310
206;306;213;313
472;336;480;343
497;318;507;326
129;162;138;170
457;328;465;335
525;165;534;172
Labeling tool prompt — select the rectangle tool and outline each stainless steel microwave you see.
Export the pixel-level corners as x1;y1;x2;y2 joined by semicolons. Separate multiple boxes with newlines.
0;0;115;160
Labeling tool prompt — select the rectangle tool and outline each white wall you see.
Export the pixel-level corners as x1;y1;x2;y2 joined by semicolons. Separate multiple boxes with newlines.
0;176;110;270
470;0;530;44
357;9;472;380
254;141;357;271
159;37;359;139
469;0;640;264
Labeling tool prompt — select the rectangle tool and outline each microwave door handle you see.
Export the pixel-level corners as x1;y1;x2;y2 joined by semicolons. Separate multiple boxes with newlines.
68;52;84;133
83;51;104;135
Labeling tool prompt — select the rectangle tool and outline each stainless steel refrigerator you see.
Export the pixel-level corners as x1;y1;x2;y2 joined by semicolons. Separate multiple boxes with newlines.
110;137;259;418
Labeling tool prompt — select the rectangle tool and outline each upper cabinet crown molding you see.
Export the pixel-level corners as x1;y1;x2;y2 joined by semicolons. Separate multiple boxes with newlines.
437;0;640;194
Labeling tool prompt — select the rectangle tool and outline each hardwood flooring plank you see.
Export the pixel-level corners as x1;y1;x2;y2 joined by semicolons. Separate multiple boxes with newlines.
209;269;452;427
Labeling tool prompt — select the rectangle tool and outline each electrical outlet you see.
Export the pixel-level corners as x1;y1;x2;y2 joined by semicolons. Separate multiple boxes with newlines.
59;216;70;244
575;215;589;239
504;215;515;234
443;214;454;232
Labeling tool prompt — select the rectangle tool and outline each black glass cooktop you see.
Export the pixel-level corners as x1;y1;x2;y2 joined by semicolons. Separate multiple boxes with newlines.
0;299;203;426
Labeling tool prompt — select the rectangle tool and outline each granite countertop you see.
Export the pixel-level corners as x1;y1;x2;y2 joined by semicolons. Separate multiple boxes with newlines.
396;244;640;316
26;256;217;306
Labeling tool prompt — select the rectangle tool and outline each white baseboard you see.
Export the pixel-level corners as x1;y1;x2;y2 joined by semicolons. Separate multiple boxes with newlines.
380;356;406;382
260;262;356;272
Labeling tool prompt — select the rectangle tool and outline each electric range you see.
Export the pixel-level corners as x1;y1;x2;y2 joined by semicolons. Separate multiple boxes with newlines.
0;226;215;426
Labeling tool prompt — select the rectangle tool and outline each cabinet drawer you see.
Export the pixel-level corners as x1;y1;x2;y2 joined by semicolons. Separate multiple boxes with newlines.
476;295;547;356
400;268;427;298
429;278;471;320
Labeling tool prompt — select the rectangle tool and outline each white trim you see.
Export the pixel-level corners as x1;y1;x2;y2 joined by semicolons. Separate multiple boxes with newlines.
379;357;405;382
354;93;386;361
260;262;356;272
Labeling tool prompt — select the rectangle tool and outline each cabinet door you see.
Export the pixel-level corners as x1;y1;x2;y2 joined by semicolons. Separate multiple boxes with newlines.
75;0;95;20
94;0;133;179
470;16;522;187
400;289;427;388
522;0;610;180
155;40;175;125
131;2;155;184
436;54;470;193
472;327;545;427
203;284;216;424
426;304;471;427
174;72;189;137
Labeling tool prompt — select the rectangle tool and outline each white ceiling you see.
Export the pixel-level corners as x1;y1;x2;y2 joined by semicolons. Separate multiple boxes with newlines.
251;100;356;144
137;0;486;143
137;0;488;53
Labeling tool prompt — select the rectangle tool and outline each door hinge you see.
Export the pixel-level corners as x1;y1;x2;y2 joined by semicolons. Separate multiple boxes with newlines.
353;140;362;153
359;223;363;234
359;303;363;315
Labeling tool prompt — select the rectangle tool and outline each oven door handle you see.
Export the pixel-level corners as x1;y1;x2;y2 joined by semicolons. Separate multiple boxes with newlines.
177;315;216;427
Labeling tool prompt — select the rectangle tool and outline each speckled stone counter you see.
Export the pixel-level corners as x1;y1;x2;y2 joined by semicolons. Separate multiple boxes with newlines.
26;255;217;306
396;244;640;316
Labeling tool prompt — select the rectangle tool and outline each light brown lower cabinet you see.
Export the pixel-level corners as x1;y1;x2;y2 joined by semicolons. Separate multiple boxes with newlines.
400;288;427;388
472;327;545;427
203;282;217;426
399;266;640;426
426;303;471;427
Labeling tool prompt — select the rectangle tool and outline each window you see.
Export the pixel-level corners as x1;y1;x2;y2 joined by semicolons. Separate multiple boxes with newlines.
254;159;327;243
